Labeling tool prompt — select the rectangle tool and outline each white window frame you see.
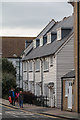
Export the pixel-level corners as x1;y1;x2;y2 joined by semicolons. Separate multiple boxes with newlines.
29;61;33;72
35;60;40;72
43;58;49;71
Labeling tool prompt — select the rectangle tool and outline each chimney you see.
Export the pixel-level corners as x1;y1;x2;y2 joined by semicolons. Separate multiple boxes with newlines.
69;0;80;112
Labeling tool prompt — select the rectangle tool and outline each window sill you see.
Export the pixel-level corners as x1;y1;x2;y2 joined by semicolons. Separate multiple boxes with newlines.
29;71;33;72
24;71;27;72
44;69;49;72
35;70;40;72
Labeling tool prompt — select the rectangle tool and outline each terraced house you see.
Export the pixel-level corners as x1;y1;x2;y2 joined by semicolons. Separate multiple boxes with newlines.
22;14;74;108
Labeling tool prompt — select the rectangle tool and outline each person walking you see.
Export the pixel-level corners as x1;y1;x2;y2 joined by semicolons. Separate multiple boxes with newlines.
10;88;15;106
19;91;24;108
15;91;19;103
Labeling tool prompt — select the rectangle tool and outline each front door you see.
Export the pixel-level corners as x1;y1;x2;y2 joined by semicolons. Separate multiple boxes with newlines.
49;88;54;107
68;81;72;109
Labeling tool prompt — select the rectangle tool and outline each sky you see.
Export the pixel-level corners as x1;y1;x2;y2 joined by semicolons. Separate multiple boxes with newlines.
0;0;73;37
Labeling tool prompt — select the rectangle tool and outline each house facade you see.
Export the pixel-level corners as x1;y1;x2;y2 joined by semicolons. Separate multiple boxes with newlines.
61;70;75;111
22;15;74;108
2;37;35;88
61;0;80;112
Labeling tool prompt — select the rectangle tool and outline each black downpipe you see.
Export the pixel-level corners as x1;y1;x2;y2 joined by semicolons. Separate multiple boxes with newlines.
19;58;20;88
77;1;79;113
61;78;63;111
22;62;23;90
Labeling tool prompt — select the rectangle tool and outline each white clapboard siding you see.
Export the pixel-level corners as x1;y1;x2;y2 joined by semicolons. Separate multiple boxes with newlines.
56;35;74;108
43;56;57;106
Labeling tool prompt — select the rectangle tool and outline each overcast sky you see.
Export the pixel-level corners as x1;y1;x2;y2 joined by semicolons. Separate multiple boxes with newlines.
0;1;73;37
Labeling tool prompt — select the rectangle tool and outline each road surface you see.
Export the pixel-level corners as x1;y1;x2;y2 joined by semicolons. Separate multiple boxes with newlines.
0;104;67;120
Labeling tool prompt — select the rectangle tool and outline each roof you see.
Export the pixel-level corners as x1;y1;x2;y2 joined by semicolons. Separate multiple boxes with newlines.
2;37;35;58
50;15;73;33
37;19;55;39
62;70;75;78
23;15;73;61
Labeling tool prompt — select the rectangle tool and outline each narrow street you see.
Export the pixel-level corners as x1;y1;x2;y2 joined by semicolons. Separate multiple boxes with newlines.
1;104;67;120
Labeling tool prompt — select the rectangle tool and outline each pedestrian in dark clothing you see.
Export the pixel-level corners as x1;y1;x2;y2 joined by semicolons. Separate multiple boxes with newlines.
10;88;15;106
19;91;24;108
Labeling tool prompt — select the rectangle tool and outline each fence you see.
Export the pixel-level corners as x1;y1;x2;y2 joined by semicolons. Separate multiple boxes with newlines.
35;96;49;107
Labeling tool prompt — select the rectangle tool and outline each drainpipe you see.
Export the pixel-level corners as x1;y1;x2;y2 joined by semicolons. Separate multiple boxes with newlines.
27;61;29;91
19;57;21;88
22;62;23;90
61;77;63;111
33;60;35;94
40;58;43;96
77;1;79;113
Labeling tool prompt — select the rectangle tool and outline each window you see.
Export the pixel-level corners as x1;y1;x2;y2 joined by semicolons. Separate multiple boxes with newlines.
36;83;41;96
50;56;53;66
35;60;40;71
43;58;49;71
57;29;61;40
29;61;32;72
29;82;34;93
36;39;40;48
25;40;30;48
16;61;19;67
44;84;49;97
23;62;27;72
65;81;69;97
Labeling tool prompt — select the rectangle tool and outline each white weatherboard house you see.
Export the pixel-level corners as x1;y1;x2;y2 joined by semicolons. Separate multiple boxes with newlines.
22;15;74;108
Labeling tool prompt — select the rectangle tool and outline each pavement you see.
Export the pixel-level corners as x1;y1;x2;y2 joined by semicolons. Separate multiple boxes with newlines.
0;98;80;120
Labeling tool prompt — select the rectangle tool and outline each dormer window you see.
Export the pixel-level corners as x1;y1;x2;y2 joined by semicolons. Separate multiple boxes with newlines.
57;27;72;41
36;39;40;48
43;36;47;45
40;36;43;47
47;32;57;44
57;28;61;40
25;40;31;48
33;39;36;48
